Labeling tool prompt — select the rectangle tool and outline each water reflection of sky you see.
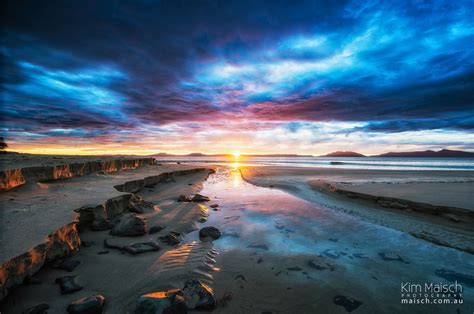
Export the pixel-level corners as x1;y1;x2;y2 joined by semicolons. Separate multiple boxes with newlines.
185;167;474;307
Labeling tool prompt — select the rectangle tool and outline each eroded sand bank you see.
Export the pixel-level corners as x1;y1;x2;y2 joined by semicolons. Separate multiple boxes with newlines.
1;161;473;313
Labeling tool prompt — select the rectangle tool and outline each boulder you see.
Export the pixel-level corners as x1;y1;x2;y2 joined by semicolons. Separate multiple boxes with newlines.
129;196;155;214
110;213;147;237
182;279;216;310
159;233;180;246
67;295;105;314
149;225;165;234
199;227;221;242
55;276;83;294
191;194;210;202
123;242;161;255
135;289;187;314
91;220;113;231
22;303;49;314
177;195;192;202
104;239;160;255
333;295;362;312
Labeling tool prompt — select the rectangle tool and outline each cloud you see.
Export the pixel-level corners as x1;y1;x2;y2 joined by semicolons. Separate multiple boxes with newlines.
1;0;473;153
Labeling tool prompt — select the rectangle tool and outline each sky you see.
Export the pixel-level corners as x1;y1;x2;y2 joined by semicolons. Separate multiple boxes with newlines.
1;0;474;155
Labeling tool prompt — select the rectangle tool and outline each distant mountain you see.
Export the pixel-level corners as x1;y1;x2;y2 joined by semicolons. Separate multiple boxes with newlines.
320;151;366;157
375;149;474;158
152;153;313;157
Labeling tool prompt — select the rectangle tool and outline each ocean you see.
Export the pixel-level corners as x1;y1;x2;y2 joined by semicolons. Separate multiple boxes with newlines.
153;156;474;171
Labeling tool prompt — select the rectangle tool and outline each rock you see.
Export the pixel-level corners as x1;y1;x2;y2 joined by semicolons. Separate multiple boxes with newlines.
104;239;160;255
67;295;105;314
247;243;269;250
378;252;408;263
22;303;49;314
182;279;216;310
390;202;408;210
50;259;81;272
159;233;180;246
123;242;161;255
308;257;334;271
191;194;211;202
130;196;155;214
91;220;113;231
55;276;83;294
177;195;192;202
149;225;166;234
435;269;474;287
135;289;187;314
333;295;362;312
97;251;109;255
210;204;219;208
110;213;147;237
199;227;221;242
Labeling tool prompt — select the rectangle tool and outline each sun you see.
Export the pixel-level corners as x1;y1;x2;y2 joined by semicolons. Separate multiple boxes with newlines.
232;150;241;159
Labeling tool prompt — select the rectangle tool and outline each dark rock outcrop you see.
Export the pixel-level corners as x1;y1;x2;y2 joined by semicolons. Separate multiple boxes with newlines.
199;227;221;242
124;242;161;255
333;295;362;312
110;213;147;237
191;194;210;202
159;233;180;246
55;276;83;294
67;294;106;314
0;158;154;191
149;225;165;234
182;279;216;310
104;239;160;255
0;222;81;300
178;195;192;202
135;289;187;314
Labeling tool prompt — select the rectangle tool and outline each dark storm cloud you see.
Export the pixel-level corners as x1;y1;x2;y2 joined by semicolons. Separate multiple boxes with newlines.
1;0;473;141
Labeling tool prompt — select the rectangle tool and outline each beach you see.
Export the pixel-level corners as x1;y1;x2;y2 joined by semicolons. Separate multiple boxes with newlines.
1;155;473;313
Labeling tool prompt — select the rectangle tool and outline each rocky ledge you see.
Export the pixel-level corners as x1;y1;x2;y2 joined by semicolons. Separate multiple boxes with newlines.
0;158;155;191
0;166;213;301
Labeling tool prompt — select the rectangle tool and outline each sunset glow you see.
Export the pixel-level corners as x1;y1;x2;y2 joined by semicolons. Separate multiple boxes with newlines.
1;1;473;155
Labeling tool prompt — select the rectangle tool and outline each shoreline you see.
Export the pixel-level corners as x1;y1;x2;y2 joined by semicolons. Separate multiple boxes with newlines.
0;158;216;309
239;165;474;254
1;159;473;313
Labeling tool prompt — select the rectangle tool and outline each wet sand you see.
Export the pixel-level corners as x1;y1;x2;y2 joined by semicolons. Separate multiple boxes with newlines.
239;166;474;210
1;160;473;313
